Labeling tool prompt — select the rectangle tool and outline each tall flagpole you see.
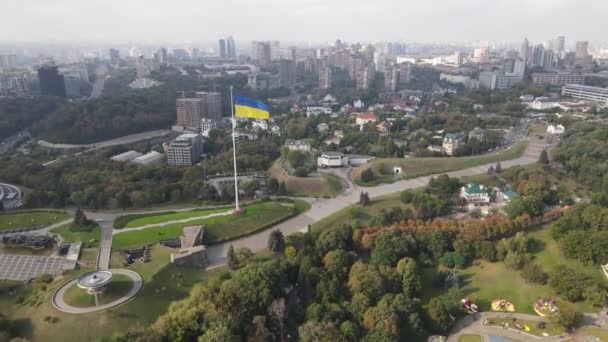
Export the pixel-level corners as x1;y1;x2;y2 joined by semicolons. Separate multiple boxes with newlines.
230;86;240;212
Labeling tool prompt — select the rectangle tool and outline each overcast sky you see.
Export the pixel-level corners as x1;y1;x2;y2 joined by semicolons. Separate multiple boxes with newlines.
2;0;607;44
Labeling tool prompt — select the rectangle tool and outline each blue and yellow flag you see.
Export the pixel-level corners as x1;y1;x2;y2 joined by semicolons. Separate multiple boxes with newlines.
234;95;270;120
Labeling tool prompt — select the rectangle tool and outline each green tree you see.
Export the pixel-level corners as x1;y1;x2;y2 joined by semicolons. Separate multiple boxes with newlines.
371;229;416;266
268;229;286;253
74;208;89;226
521;263;548;284
361;168;375;183
396;257;421;298
495;162;502;173
427;297;454;333
551;307;583;332
227;245;238;269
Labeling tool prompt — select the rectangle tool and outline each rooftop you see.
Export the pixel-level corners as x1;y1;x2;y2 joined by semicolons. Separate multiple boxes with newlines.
463;183;487;194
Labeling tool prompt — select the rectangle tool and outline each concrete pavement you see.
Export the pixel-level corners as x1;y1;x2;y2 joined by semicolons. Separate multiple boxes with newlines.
52;268;143;314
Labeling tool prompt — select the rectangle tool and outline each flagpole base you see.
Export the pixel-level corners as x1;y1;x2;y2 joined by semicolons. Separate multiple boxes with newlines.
231;208;244;215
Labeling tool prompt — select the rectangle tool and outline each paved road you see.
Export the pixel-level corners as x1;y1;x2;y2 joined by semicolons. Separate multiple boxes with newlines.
205;134;547;268
41;129;172;166
52;268;143;314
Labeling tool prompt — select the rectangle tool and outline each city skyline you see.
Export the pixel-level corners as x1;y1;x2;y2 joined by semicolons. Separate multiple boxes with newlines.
2;0;607;43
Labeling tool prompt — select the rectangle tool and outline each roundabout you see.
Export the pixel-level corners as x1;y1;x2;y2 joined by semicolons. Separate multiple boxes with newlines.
52;269;142;314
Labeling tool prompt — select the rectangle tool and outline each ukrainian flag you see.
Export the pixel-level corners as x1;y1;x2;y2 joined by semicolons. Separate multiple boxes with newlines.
234;95;270;120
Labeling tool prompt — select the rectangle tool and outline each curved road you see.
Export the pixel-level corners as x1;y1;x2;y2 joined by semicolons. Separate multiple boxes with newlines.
52;269;143;314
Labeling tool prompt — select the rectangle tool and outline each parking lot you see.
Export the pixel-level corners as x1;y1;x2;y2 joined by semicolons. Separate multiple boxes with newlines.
0;254;73;281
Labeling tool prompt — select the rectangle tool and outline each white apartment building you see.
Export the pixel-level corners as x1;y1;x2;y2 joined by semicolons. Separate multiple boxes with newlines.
562;84;608;105
167;134;204;166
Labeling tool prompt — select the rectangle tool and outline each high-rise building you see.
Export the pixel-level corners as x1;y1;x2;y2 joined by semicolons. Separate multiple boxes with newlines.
279;59;296;88
304;57;317;73
384;65;398;92
531;44;544;67
38;64;66;98
532;72;585;86
575;41;589;58
319;66;332;89
473;47;490;63
256;42;272;68
289;46;297;62
176;98;204;131
356;63;375;90
519;38;530;63
195;92;223;120
398;63;411;84
219;39;227;58
167;134;203;166
109;48;120;64
556;36;565;54
541;50;556;71
226;37;236;58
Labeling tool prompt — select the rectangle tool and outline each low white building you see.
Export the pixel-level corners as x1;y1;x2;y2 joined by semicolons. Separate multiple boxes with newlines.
460;183;490;204
317;123;329;132
110;150;142;162
252;120;269;131
132;151;164;165
317;152;374;168
285;139;311;152
547;124;565;134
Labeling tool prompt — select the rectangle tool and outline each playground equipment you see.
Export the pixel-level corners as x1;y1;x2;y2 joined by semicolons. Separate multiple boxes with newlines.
491;298;515;312
533;298;559;317
460;298;479;314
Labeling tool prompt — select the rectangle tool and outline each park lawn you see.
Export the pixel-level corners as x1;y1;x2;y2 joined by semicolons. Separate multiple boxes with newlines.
112;200;310;250
485;318;564;337
62;274;132;307
121;207;229;228
353;140;527;186
1;246;228;342
0;210;70;231
458;335;482;342
527;225;607;285
311;192;411;233
268;162;344;198
456;260;594;315
51;223;101;248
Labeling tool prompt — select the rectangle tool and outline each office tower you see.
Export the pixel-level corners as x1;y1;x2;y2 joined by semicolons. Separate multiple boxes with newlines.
195;92;223;119
219;39;226;58
279;59;296;88
373;52;386;73
575;41;589;58
531;44;544;67
384;65;398;92
256;42;272;67
319;66;332;89
556;36;565;54
519;38;530;63
532;72;585;86
473;47;490;63
562;84;608;105
167;134;203;166
160;48;168;63
109;48;120;64
226;36;236;58
270;41;281;60
304;56;317;73
289;46;297;62
172;49;188;59
38;64;66;98
541;50;556;71
176;98;204;131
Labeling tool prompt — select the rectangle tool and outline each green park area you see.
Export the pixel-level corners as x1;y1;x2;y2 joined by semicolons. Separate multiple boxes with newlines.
268;162;345;197
421;224;603;316
51;222;101;248
311;191;412;233
484;317;564;337
353;140;527;186
0;210;70;231
0;246;229;342
112;200;310;250
62;274;133;308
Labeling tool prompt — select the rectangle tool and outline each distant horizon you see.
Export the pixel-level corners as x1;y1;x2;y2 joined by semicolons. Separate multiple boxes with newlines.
1;0;607;45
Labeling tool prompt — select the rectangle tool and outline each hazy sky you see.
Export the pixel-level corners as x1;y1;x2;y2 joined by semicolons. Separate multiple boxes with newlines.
2;0;607;43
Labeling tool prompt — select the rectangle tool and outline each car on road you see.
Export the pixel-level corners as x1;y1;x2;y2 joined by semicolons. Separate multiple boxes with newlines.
95;218;104;222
